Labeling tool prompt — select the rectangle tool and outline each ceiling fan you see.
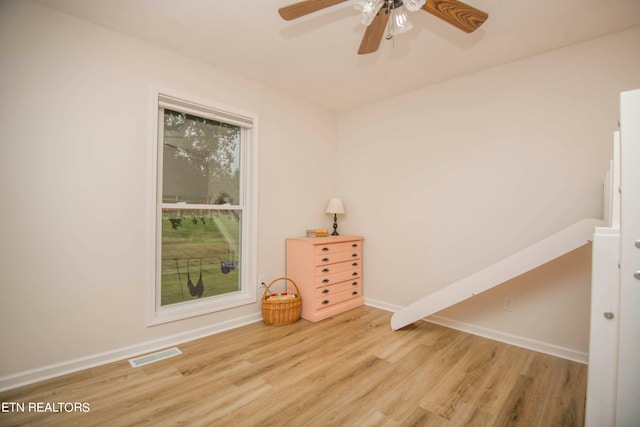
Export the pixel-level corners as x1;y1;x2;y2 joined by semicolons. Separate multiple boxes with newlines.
278;0;488;55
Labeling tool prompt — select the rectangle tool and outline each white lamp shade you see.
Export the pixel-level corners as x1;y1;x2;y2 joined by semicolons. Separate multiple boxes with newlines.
326;198;345;214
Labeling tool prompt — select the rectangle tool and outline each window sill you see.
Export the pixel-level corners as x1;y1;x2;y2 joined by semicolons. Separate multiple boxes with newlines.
148;291;257;326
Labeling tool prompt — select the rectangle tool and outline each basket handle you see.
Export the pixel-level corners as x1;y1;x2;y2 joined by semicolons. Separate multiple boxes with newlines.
262;277;300;300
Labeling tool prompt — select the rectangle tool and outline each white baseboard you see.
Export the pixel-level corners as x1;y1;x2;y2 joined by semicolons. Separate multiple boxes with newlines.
0;312;263;392
364;299;588;364
363;297;402;313
425;315;588;364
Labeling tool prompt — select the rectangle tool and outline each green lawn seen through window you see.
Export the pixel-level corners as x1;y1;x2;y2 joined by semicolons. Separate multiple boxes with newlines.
160;210;240;306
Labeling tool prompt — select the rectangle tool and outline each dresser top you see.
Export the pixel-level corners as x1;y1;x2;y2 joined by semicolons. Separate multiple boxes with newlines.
287;235;364;244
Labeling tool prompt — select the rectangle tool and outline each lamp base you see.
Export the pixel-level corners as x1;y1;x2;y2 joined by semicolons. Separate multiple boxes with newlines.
332;214;339;236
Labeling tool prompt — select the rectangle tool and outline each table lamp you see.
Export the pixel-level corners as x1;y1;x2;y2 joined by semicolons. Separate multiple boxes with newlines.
326;198;345;236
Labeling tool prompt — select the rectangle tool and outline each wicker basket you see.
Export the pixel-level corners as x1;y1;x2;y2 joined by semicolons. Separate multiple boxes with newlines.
261;277;302;326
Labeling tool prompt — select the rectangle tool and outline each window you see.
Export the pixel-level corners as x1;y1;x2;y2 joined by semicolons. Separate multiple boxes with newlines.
150;89;258;325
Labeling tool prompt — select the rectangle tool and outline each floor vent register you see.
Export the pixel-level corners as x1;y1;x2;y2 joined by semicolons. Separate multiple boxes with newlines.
128;347;182;368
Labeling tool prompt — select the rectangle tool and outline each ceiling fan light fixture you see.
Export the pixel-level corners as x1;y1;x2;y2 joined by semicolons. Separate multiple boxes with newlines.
355;0;384;26
403;0;426;12
391;5;413;35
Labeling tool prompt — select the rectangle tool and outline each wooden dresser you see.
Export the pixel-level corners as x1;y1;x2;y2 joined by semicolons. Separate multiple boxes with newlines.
286;235;364;322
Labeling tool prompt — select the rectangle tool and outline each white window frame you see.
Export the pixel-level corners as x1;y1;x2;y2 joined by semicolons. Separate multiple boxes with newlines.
147;87;259;326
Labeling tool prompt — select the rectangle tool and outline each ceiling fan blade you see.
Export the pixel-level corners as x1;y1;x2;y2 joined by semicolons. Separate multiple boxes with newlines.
278;0;348;21
422;0;488;33
357;7;390;55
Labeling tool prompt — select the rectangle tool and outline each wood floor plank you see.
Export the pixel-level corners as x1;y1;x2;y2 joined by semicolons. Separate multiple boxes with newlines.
474;344;534;417
491;373;535;426
376;342;461;422
0;306;586;426
399;406;448;427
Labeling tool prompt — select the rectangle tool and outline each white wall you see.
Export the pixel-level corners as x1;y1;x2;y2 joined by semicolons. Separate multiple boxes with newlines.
0;1;337;382
337;26;640;359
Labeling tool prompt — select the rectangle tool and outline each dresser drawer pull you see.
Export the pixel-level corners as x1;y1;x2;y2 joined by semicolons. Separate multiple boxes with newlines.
322;279;330;284
322;289;329;294
351;253;358;258
322;268;330;273
352;281;358;286
352;291;358;295
352;243;358;248
352;262;358;267
322;300;330;305
321;247;330;252
322;257;330;262
352;272;358;276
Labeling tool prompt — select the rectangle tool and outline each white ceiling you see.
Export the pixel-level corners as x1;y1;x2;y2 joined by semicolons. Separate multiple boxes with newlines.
33;0;640;111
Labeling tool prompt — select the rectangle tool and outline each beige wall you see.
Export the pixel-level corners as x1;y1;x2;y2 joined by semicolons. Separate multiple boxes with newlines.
0;1;337;379
337;26;640;359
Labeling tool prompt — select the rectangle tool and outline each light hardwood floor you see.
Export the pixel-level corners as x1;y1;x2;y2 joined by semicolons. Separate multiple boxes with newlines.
0;306;587;426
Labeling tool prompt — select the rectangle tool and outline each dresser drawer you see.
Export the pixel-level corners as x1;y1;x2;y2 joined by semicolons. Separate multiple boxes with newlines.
315;287;362;309
315;268;361;287
314;279;361;299
314;240;362;256
315;260;361;276
315;249;360;266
